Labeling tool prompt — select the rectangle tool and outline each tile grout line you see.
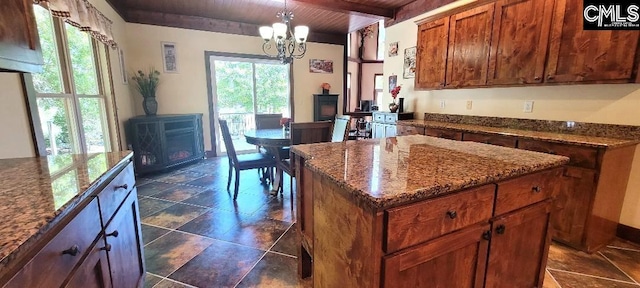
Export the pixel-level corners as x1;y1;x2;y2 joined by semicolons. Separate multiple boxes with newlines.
599;251;640;285
546;268;639;285
545;268;563;288
233;221;296;288
607;245;640;253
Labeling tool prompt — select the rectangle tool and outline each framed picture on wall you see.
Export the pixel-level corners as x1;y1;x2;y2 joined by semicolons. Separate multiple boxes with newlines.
403;46;416;79
389;75;397;92
118;48;128;84
388;42;398;57
309;59;333;73
161;42;178;73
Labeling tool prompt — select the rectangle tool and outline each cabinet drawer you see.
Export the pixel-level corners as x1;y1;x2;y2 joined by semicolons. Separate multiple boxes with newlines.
5;198;101;288
495;168;563;215
98;161;135;225
384;184;495;253
517;139;598;169
397;124;425;136
462;132;517;148
384;114;398;124
373;113;385;123
426;128;463;140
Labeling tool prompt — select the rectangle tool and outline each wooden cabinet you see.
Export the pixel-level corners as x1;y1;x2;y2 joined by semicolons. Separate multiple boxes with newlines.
64;242;111;288
415;18;449;89
446;4;494;88
462;132;517;147
546;0;640;83
552;167;596;246
487;0;553;85
0;0;43;73
104;188;145;288
426;127;463;140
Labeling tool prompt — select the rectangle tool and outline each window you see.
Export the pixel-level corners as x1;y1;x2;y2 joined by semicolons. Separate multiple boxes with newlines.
347;72;352;106
377;20;386;60
32;5;112;155
374;74;383;101
347;33;351;58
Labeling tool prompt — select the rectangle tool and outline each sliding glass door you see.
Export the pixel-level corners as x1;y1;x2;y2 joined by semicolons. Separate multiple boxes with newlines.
209;56;290;155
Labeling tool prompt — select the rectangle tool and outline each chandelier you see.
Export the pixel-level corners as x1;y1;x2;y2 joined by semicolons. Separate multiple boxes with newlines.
259;0;309;64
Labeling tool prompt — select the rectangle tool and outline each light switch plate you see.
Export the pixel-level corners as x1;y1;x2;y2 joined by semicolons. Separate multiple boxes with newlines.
466;100;473;110
523;100;534;113
440;100;446;109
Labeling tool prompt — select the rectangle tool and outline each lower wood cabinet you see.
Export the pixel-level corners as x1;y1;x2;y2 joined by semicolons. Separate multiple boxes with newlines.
426;127;463;140
64;241;111;288
462;132;517;148
551;167;595;246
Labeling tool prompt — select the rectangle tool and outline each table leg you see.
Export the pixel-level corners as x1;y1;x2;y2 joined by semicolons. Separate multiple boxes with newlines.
271;166;282;195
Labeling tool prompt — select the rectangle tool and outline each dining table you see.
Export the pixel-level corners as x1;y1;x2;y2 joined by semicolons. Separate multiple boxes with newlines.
244;128;290;195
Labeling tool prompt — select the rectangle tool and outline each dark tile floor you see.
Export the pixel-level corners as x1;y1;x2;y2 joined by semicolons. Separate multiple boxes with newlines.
137;157;640;288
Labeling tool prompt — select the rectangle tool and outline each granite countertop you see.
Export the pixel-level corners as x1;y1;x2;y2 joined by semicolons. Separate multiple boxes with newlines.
291;135;569;210
0;151;133;269
399;119;639;148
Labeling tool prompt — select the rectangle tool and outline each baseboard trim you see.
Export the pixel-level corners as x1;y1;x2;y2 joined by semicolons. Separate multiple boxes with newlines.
617;224;640;245
205;150;216;158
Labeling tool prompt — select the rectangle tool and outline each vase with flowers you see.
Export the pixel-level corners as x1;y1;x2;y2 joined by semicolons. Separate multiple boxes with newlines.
131;68;161;116
321;82;331;94
389;85;401;113
280;117;292;131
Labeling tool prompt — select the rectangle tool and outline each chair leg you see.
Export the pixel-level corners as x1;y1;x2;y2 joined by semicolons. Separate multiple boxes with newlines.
233;168;240;200
227;165;232;191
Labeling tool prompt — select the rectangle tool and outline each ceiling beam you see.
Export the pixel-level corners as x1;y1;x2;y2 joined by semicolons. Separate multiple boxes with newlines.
386;0;455;26
103;0;128;21
290;0;394;18
126;10;346;45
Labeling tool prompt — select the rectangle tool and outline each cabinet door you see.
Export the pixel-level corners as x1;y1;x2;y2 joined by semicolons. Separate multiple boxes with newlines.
485;201;552;288
487;0;553;85
552;167;596;248
0;0;43;72
383;224;490;288
426;128;463;141
446;4;495;88
462;132;517;147
546;0;640;83
384;125;397;138
105;188;145;288
64;242;111;288
373;123;385;139
415;18;450;89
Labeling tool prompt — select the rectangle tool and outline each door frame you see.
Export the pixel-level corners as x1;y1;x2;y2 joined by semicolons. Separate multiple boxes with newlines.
204;51;294;157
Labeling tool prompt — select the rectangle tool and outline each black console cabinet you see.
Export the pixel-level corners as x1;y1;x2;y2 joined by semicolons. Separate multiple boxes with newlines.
127;114;204;174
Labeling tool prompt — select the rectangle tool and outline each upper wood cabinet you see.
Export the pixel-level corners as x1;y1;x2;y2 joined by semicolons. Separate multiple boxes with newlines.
415;18;449;89
0;0;43;73
546;0;640;83
487;0;553;85
446;4;494;88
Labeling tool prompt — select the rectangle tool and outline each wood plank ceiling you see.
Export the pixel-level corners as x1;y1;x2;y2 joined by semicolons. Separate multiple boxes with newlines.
104;0;420;44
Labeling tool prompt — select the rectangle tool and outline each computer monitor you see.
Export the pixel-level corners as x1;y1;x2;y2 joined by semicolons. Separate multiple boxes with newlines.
360;100;374;112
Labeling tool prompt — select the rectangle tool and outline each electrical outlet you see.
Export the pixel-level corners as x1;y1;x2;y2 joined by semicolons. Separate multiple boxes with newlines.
440;100;446;109
466;100;473;110
523;100;534;113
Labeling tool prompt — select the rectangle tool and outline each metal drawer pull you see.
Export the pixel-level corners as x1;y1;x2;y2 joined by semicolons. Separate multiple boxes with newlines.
106;230;119;238
446;210;457;219
100;244;112;252
532;186;541;193
62;245;80;256
114;184;128;190
482;230;492;240
496;225;506;235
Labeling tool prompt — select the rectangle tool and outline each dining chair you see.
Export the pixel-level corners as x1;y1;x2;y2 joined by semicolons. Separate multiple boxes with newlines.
255;114;282;129
331;115;351;142
219;119;276;200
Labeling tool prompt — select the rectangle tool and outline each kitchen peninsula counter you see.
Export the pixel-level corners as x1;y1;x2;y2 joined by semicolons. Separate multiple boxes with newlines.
291;135;569;287
0;151;145;287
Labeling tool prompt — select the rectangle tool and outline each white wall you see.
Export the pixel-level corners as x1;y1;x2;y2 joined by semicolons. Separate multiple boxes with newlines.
383;3;640;229
125;23;344;152
0;74;35;158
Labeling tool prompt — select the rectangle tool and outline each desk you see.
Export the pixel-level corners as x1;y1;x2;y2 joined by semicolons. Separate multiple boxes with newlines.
244;129;290;194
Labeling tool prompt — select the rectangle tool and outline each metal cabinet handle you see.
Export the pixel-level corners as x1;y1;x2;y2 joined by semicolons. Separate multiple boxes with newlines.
482;230;492;240
100;244;112;252
496;224;506;235
114;184;128;190
547;75;555;80
532;186;541;193
62;245;80;256
534;76;541;81
106;230;119;238
446;210;457;219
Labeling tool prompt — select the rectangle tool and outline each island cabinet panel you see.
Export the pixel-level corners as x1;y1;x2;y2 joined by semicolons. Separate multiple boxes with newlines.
0;0;43;73
383;223;491;288
5;199;102;288
64;243;111;288
552;167;596;247
485;201;552;288
494;167;562;215
415;17;450;89
384;184;495;253
396;124;425;136
446;4;494;88
487;0;553;85
104;188;145;288
462;132;517;147
546;0;640;83
97;162;135;226
425;127;463;140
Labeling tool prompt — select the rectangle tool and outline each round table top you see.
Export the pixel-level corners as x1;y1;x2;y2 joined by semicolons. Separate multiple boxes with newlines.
244;129;290;147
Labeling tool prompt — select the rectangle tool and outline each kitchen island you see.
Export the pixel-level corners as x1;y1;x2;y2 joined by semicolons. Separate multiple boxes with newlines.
0;151;144;287
291;135;569;287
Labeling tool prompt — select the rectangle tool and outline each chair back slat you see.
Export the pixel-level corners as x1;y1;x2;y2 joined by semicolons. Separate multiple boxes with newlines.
218;119;239;165
290;121;332;145
255;114;283;129
331;115;351;142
